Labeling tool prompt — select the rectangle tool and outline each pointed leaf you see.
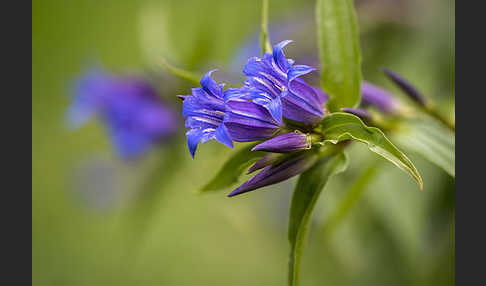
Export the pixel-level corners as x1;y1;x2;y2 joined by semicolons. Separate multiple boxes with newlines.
201;143;264;192
393;116;455;177
288;151;348;286
316;0;362;111
320;112;423;189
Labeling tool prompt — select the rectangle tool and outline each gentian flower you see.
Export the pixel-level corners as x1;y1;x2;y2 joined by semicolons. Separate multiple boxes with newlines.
239;40;327;125
181;70;287;157
223;88;282;142
181;70;233;157
67;68;177;160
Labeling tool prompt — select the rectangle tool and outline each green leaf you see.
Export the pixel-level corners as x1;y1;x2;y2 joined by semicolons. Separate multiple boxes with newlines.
201;144;264;192
260;0;272;54
393;116;455;177
320;112;423;189
288;151;348;286
159;57;201;85
316;0;362;111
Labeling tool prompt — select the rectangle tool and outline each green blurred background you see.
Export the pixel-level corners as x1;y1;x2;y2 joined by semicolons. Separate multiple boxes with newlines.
32;0;454;285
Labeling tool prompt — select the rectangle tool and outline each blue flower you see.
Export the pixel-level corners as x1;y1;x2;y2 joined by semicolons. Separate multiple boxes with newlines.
181;70;233;158
240;40;327;125
182;70;286;157
67;68;177;160
223;88;282;142
67;69;113;128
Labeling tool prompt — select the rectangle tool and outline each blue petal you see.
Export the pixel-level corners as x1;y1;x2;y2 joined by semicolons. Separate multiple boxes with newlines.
186;129;204;158
281;65;324;124
215;124;234;148
264;96;283;125
243;55;286;93
287;65;315;83
225;99;280;126
224;122;279;142
244;77;281;99
224;88;248;102
281;90;323;124
182;97;224;125
272;40;293;72
200;69;222;98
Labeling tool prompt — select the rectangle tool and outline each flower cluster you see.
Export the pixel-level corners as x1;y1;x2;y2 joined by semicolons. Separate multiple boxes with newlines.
67;68;177;160
180;41;411;197
182;41;326;157
180;41;326;196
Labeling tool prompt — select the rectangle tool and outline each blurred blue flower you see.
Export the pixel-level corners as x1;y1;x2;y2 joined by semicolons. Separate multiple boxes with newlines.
67;68;177;160
383;67;427;107
361;81;400;114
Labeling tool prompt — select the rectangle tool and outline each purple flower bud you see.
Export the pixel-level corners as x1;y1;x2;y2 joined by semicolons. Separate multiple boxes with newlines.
340;108;372;121
361;81;400;114
247;153;280;174
252;132;311;153
382;67;427;106
227;152;318;197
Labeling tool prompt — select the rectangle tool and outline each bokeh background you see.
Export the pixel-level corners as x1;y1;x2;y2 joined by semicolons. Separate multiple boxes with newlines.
32;0;455;285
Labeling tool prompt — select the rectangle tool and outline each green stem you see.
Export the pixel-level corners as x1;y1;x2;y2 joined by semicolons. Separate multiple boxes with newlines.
260;0;272;54
288;150;348;286
159;57;201;85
